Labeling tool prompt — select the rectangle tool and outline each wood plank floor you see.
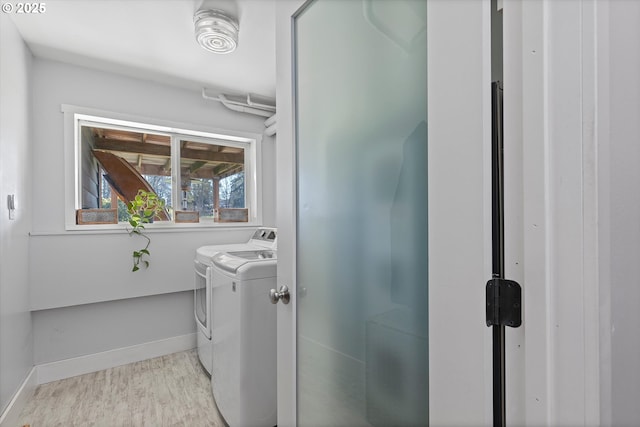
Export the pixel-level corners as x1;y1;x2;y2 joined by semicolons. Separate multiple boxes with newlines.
18;350;226;427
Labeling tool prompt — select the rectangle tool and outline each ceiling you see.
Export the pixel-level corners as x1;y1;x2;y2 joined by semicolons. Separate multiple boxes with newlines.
8;0;276;97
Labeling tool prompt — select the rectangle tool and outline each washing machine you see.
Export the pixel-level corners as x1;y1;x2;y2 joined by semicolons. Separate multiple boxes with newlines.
210;249;278;427
194;228;276;375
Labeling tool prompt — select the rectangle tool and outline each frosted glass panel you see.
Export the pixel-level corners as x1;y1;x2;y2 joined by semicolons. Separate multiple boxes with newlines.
295;1;427;425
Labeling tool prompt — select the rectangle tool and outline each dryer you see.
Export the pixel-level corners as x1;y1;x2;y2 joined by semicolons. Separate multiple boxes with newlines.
194;228;276;375
210;249;278;427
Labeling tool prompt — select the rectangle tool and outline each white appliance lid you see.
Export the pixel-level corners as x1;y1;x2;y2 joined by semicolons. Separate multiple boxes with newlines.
212;250;277;279
195;228;277;264
196;243;257;265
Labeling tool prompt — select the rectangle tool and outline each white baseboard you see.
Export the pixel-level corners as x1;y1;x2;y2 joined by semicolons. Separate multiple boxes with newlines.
37;333;196;385
0;366;37;427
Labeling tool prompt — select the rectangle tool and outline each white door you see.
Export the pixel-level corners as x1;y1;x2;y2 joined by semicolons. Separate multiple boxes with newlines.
276;1;493;425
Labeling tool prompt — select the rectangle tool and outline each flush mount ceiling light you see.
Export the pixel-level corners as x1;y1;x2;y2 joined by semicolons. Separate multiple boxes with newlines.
194;9;239;54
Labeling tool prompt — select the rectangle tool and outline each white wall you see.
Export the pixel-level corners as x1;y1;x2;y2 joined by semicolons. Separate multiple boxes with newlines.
504;1;640;425
31;57;275;234
30;228;256;310
29;57;276;362
546;1;593;423
504;1;603;424
32;291;194;364
608;1;640;425
0;14;34;413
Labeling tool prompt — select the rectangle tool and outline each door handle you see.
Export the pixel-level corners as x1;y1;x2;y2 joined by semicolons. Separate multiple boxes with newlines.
269;285;290;305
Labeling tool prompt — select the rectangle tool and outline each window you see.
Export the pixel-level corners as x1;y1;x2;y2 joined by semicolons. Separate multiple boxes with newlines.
178;137;246;221
67;109;261;228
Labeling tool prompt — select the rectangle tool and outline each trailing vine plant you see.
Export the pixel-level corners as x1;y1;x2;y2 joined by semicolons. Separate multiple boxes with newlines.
126;189;166;272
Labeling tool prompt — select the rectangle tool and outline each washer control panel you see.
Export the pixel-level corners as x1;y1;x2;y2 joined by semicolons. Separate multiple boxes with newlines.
251;228;277;245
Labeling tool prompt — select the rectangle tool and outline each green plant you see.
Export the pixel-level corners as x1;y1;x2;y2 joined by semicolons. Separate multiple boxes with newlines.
126;189;166;272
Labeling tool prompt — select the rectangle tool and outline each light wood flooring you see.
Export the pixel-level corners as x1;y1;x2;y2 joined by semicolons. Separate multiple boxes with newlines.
18;350;226;427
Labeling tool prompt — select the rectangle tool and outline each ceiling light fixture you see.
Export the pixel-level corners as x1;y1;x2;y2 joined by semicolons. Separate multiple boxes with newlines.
194;9;239;54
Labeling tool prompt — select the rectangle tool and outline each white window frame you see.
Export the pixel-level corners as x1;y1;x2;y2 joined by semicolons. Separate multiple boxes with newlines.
62;104;263;231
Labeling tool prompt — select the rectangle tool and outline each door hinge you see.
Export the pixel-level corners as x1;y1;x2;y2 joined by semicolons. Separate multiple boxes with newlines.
486;278;522;328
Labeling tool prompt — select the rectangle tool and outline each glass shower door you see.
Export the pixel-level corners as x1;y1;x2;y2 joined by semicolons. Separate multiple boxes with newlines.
294;1;428;425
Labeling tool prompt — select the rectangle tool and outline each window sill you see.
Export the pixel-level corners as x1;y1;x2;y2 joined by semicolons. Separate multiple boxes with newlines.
32;221;261;237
